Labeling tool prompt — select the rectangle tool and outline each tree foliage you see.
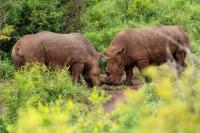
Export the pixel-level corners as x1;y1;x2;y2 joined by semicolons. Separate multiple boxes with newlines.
0;0;87;52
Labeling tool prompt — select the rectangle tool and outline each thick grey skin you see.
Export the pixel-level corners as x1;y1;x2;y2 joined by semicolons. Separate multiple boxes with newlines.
12;31;101;87
103;25;191;85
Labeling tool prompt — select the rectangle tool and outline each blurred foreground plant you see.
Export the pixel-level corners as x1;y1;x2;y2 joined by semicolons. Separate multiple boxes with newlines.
2;64;92;124
6;64;200;133
110;65;200;133
7;93;110;133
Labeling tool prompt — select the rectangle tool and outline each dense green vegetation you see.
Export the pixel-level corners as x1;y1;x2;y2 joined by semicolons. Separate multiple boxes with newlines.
0;0;200;132
3;65;200;133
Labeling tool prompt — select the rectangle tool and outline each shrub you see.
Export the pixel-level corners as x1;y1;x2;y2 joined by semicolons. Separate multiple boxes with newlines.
0;118;7;133
60;0;85;33
0;51;14;80
6;64;200;133
132;65;200;133
2;64;92;123
8;96;110;133
0;25;14;41
0;61;14;80
5;0;63;36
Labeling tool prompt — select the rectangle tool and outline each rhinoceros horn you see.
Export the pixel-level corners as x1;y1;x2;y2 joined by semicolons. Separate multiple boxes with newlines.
99;53;110;60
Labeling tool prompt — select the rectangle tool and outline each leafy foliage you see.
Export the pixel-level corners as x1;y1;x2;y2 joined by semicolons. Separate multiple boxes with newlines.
5;65;200;133
0;25;14;41
2;64;93;123
0;51;14;80
0;118;7;133
5;0;63;36
0;0;91;52
8;98;110;133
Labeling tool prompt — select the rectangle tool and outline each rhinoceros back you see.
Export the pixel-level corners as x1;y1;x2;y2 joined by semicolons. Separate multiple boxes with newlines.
12;31;96;68
106;25;190;66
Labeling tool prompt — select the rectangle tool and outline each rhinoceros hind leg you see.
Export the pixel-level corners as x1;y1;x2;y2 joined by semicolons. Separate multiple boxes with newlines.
70;62;84;83
136;58;151;82
125;66;133;85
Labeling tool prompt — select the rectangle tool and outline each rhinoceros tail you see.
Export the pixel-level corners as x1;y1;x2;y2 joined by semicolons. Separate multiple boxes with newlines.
12;40;24;69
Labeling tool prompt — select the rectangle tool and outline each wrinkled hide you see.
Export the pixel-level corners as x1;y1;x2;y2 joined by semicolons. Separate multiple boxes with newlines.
12;31;101;87
103;25;191;85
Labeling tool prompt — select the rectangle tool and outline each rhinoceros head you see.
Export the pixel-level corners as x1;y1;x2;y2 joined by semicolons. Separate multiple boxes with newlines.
101;48;124;85
84;54;101;87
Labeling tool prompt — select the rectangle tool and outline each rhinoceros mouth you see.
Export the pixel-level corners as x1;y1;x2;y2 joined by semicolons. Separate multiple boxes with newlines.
100;76;122;86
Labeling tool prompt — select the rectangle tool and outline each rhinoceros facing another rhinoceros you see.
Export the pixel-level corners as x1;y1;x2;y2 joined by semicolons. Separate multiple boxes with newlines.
102;25;191;85
12;31;101;87
11;25;191;87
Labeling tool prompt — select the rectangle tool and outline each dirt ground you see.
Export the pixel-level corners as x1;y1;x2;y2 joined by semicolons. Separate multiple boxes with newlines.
100;71;143;113
102;81;142;112
102;64;171;112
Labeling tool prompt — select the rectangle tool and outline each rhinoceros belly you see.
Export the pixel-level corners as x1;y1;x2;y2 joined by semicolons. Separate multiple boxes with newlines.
150;48;167;65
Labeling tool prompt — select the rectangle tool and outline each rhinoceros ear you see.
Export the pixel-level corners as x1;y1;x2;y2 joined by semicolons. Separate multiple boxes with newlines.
99;53;109;60
114;47;124;55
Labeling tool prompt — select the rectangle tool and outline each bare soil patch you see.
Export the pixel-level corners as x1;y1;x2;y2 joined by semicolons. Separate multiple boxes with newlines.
103;79;142;113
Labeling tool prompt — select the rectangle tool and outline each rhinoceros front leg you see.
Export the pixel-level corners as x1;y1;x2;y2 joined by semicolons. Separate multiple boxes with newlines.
125;66;133;85
136;58;151;82
82;70;94;87
175;48;187;75
70;62;84;83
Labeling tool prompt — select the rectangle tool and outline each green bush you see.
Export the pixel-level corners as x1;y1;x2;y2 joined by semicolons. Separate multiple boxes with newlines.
0;25;14;41
0;61;14;80
0;51;14;80
8;97;110;133
60;0;85;33
5;0;62;36
2;64;92;123
6;64;200;133
0;119;7;133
